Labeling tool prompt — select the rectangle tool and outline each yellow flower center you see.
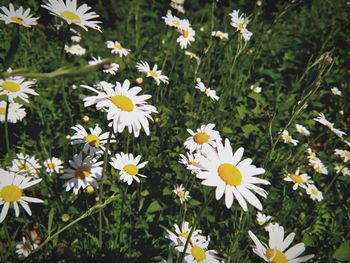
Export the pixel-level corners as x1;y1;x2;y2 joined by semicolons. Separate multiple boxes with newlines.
238;22;245;31
190;160;199;165
85;134;100;147
0;108;5;115
183;29;189;38
284;134;292;141
344;152;350;158
258;220;265;225
193;132;209;144
179;232;189;239
290;174;303;184
123;164;139;176
11;16;24;25
114;43;123;50
75;166;91;180
178;191;185;198
0;185;22;202
266;248;287;263
172;19;180;26
110;95;134;112
86;185;94;194
311;188;318;196
218;163;242;186
2;81;21;92
61;11;81;23
18;161;30;172
48;163;56;170
148;70;159;78
191;246;206;262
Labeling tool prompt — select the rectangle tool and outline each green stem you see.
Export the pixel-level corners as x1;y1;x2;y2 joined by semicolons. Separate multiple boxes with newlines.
117;185;128;258
178;190;214;263
4;99;10;153
98;129;114;248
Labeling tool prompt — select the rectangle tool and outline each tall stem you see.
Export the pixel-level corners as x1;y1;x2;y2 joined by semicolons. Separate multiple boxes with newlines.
117;185;128;258
178;190;214;263
98;129;114;248
4;100;10;153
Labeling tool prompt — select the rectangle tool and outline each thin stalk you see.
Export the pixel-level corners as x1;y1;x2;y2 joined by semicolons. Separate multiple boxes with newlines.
4;100;10;153
98;129;114;248
178;190;215;263
117;185;128;258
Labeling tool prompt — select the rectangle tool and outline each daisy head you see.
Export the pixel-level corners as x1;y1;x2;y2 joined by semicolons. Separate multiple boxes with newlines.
281;130;298;146
88;56;120;75
110;152;148;185
136;61;169;86
196;138;270;210
211;31;229;40
162;12;182;28
335;164;350;176
0;101;26;123
106;40;130;57
284;168;313;190
229;9;249;32
184;123;221;153
61;152;103;195
180;237;220;263
179;152;203;174
334;149;350;163
177;20;195;49
248;223;314;263
306;184;323;202
295;124;310;136
195;81;219;101
70;124;116;156
41;0;102;31
0;76;38;103
65;44;86;56
0;3;39;27
250;85;262;93
172;184;190;203
44;157;64;175
82;80;158;137
16;236;37;258
0;169;43;223
331;87;341;96
256;211;272;226
10;153;41;177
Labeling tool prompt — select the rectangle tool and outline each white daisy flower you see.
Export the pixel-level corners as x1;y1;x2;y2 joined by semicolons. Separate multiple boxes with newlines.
185;51;200;62
170;1;185;14
88;56;119;75
284;168;313;190
179;237;220;263
71;35;81;43
106;40;130;57
162;13;182;28
109;152;148;185
196;138;270;210
166;221;206;249
172;184;190;203
0;169;43;223
314;112;346;138
295;124;310;136
179;152;203;174
0;101;26;123
0;3;39;27
281;130;298;146
64;44;86;56
43;157;64;175
60;152;102;195
335;164;350;176
136;61;169;86
306;184;323;202
195;81;219;101
10;153;41;177
331;87;341;96
241;29;253;41
82;80;158;137
229;10;249;33
248;223;314;262
41;0;102;31
184;123;221;153
250;85;262;93
16;236;37;258
334;149;350;162
71;124;116;156
0;76;38;103
306;148;328;175
211;31;229;40
177;20;195;49
256;211;272;226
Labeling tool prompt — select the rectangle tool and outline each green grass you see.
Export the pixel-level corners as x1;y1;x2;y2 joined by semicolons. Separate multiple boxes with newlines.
0;0;349;262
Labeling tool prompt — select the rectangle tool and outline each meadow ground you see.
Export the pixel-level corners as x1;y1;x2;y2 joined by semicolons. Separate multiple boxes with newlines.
0;0;349;262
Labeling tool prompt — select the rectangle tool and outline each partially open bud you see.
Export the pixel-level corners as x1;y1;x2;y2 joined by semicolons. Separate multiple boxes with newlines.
136;77;143;84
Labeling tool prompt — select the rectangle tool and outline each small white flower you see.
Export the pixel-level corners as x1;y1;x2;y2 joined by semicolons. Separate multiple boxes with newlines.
0;101;26;123
256;212;272;226
136;60;169;86
331;87;342;96
179;236;220;263
284;168;313;190
71;35;81;43
88;56;119;75
179;152;203;174
0;3;39;27
10;153;41;177
16;236;37;258
250;85;262;93
106;40;130;57
0;75;38;103
229;9;252;41
110;152;148;185
184;123;221;153
306;148;328;175
306;184;323;202
211;31;229;40
334;149;350;163
44;157;64;175
177;20;195;49
335;164;350;176
162;13;182;28
295;124;310;136
314;112;346;138
170;0;185;13
172;184;190;203
195;81;219;101
281;130;298;146
185;51;200;62
64;44;86;56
